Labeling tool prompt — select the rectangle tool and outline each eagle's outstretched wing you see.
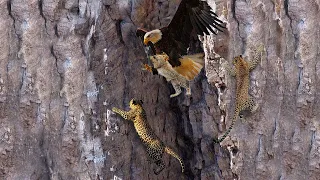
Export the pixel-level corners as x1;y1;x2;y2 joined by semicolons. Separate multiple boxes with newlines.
162;0;225;55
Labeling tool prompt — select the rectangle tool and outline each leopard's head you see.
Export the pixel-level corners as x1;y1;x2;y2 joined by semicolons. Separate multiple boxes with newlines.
232;55;244;65
129;98;143;110
150;53;169;65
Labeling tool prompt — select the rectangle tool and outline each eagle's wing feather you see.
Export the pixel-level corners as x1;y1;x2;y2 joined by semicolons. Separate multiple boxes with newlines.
188;9;204;36
200;10;224;30
161;0;225;61
191;8;215;34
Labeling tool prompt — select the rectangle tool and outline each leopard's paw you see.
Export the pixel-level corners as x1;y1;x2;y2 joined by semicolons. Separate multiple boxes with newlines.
186;88;191;96
112;107;118;112
170;93;180;98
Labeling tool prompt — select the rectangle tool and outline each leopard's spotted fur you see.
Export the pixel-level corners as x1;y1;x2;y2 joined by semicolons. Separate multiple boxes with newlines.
214;45;264;143
148;54;190;98
112;99;185;174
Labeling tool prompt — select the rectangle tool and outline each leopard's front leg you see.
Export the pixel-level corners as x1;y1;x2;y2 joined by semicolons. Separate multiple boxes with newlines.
170;80;182;98
112;107;134;120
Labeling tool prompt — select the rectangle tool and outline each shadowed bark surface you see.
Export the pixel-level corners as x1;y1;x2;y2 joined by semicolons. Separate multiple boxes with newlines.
0;0;319;179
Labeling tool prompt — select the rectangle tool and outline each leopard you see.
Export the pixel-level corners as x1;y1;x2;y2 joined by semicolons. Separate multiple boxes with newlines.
214;44;264;143
144;52;203;98
112;98;185;174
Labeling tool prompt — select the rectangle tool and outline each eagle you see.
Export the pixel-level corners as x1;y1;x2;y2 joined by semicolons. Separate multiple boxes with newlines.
136;0;225;68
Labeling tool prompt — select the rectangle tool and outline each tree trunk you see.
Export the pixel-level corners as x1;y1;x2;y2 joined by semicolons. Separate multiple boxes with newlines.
0;0;319;179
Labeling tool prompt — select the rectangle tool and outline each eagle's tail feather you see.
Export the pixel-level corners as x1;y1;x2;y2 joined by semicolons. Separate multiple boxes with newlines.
174;53;204;81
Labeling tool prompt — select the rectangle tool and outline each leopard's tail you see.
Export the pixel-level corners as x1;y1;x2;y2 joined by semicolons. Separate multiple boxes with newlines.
164;146;185;173
173;53;204;81
213;109;239;143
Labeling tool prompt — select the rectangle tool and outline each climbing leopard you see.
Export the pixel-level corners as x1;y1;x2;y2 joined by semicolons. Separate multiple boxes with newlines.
112;98;185;174
214;44;264;143
144;53;203;98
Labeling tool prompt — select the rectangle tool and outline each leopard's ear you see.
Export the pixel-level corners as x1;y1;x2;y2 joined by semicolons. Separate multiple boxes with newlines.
239;55;242;58
164;55;169;61
132;99;137;105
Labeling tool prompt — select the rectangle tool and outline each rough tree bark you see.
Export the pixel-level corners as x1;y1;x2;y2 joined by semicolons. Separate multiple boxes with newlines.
0;0;319;180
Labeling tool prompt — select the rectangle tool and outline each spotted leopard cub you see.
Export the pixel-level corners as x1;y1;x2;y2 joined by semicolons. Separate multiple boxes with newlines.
144;53;203;98
214;44;264;143
112;99;184;174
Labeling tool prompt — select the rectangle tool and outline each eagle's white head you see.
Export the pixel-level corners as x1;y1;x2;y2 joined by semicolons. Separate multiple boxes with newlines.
144;29;162;45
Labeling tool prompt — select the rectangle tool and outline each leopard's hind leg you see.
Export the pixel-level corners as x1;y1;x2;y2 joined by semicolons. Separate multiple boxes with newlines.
146;146;165;175
186;86;191;96
181;81;191;96
175;78;191;97
170;80;182;98
154;159;165;175
239;96;258;121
